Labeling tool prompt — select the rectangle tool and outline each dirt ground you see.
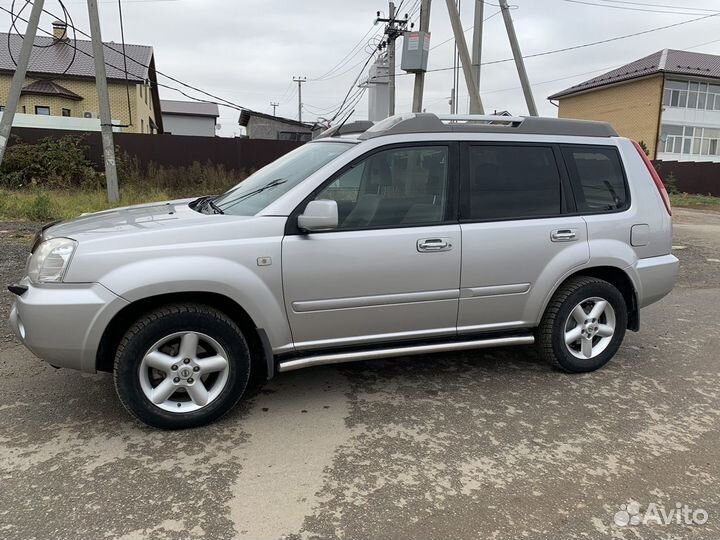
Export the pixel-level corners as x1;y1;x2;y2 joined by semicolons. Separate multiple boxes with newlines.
0;208;719;540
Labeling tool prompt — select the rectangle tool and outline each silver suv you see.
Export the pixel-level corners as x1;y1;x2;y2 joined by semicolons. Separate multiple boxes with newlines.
8;113;679;429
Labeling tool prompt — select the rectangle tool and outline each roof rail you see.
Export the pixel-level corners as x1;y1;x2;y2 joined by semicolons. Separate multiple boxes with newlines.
434;114;525;125
357;112;617;139
316;120;375;139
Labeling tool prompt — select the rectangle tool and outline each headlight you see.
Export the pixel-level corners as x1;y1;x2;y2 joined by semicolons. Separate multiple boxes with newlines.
27;238;77;283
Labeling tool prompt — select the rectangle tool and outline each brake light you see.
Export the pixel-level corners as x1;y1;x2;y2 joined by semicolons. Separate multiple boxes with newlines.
632;140;672;216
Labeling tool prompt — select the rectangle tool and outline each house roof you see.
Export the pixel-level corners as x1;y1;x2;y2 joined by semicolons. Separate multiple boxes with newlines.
160;100;219;117
0;32;153;82
238;109;316;130
21;79;83;100
548;49;720;100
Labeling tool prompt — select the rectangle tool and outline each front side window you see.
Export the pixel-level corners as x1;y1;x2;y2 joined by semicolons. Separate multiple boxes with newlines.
315;145;449;229
35;106;50;115
215;141;354;216
562;146;628;213
464;145;562;220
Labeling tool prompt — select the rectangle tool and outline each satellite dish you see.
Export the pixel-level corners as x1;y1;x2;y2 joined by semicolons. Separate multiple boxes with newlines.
215;123;222;131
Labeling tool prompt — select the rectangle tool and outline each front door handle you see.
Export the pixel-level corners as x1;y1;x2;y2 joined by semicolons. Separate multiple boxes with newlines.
551;229;577;242
417;238;452;252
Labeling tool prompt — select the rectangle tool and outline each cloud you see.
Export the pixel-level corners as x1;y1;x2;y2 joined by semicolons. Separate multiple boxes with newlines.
3;0;720;136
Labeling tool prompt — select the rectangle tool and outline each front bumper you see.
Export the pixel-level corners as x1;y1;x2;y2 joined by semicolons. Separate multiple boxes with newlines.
8;279;129;372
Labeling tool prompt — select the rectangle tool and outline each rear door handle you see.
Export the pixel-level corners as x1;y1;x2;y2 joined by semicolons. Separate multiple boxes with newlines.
417;238;452;252
551;229;577;242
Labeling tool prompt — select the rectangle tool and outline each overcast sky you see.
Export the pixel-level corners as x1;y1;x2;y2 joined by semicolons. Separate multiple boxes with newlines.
3;0;720;136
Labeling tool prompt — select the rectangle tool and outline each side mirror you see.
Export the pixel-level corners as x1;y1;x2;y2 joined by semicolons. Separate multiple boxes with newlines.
298;200;338;232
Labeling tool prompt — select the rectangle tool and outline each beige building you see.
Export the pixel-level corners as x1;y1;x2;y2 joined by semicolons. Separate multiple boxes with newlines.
0;20;162;134
549;49;720;162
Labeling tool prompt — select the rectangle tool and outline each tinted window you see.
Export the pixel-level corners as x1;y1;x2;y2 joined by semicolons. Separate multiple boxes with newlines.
465;145;562;220
562;146;628;213
316;146;449;229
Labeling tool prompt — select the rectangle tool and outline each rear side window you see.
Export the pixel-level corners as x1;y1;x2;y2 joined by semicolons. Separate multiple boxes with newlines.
562;146;628;213
465;145;562;220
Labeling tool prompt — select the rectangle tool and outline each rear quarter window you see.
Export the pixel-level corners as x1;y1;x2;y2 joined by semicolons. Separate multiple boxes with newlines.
562;146;629;213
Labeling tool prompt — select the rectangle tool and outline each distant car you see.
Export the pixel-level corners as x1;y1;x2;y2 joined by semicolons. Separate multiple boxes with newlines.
8;113;679;429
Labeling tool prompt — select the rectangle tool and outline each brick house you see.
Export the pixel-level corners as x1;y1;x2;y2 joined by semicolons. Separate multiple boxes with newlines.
0;20;162;134
549;49;720;162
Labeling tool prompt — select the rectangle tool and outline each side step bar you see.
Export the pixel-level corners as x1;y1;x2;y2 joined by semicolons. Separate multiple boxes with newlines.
277;335;534;373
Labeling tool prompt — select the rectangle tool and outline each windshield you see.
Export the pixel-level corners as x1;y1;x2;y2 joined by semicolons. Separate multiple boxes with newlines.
213;141;354;215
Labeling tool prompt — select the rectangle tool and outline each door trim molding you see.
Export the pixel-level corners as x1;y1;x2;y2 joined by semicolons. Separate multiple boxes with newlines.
292;288;460;313
462;283;530;298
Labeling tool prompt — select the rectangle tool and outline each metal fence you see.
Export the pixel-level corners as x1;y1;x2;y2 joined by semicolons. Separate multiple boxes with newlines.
8;128;303;173
652;160;720;197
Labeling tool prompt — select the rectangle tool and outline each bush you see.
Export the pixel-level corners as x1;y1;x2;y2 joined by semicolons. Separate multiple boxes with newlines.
664;171;679;194
0;135;99;189
24;193;57;221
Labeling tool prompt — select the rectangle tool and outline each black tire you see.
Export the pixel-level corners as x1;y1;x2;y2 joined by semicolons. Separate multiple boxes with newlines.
537;276;627;373
113;303;251;429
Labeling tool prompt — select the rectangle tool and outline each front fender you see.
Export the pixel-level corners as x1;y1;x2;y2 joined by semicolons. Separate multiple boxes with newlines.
97;256;293;352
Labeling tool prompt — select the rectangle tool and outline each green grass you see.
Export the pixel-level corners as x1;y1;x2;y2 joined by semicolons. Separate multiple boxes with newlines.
0;187;184;222
670;192;720;211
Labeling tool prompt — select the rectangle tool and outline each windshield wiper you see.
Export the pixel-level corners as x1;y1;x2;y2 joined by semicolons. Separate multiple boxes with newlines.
207;199;224;214
189;195;224;215
219;178;287;212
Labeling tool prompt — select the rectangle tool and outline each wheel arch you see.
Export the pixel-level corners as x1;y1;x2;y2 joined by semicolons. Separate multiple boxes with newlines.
96;292;273;379
542;266;639;331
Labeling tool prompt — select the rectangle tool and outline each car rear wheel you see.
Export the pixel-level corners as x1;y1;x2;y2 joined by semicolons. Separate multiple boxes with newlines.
537;276;627;373
113;304;251;429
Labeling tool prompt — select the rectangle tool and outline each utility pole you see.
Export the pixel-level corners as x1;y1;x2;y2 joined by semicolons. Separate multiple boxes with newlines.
293;76;306;122
444;0;483;114
498;0;537;116
270;102;279;116
87;0;120;203
376;3;408;116
0;0;45;167
387;2;396;116
412;0;431;112
471;0;484;102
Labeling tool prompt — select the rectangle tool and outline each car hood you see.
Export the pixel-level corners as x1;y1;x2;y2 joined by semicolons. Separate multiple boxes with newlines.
44;198;227;241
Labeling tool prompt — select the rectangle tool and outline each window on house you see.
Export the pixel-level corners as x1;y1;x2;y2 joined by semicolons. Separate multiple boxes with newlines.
464;145;562;220
0;106;5;112
139;84;143;99
141;119;144;133
62;108;71;117
660;124;720;156
35;106;50;115
664;79;720;111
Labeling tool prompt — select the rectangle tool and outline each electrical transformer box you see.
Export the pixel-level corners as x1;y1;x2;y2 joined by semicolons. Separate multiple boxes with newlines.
401;31;430;73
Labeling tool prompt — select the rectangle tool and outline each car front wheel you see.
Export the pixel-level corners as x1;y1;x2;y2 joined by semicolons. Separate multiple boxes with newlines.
113;304;251;429
537;276;628;373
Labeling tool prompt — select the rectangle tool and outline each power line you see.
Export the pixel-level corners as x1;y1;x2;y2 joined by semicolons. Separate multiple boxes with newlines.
596;0;719;12
562;0;720;16
21;1;252;112
0;3;249;113
309;23;381;81
372;9;720;81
